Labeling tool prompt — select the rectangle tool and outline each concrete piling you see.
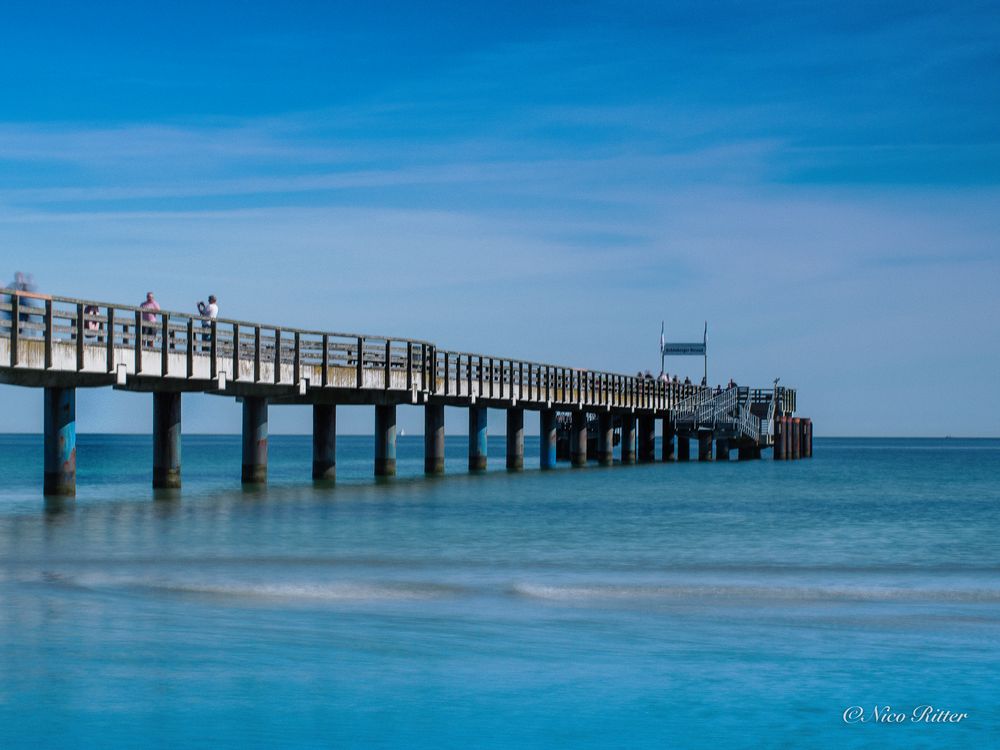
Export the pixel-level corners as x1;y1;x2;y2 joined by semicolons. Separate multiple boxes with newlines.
469;406;487;471
784;416;792;460
424;403;445;474
698;432;714;462
153;391;182;488
312;403;337;480
792;418;801;460
540;409;557;469
241;397;268;484
374;404;397;476
661;417;675;462
570;410;588;467
506;408;524;471
637;414;655;463
677;434;691;462
597;412;614;466
774;417;784;460
620;413;636;464
715;438;730;461
738;444;756;461
43;387;76;496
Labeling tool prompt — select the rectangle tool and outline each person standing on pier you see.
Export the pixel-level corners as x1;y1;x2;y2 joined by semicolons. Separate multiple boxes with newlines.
197;294;218;350
139;291;160;348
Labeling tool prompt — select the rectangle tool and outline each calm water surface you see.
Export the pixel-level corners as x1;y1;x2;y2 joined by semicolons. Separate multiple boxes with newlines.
0;435;998;749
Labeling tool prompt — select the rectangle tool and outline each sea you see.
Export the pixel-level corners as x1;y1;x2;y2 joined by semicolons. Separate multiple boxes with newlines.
0;435;997;749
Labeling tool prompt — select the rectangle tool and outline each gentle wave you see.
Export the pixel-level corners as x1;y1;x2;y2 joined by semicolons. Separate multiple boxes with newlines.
509;582;1000;603
26;571;468;602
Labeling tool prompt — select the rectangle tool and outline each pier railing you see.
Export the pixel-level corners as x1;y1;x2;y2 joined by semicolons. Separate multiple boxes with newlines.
0;289;775;413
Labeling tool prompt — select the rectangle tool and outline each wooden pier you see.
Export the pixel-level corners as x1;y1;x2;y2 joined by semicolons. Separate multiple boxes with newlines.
0;291;811;496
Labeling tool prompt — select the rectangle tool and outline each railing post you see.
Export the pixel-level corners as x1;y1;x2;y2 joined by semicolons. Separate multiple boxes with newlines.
384;339;391;390
274;329;282;384
186;319;194;378
44;299;54;369
321;334;329;387
406;341;413;391
9;294;18;366
105;307;114;372
294;332;301;386
253;326;261;382
231;323;239;380
356;336;364;388
210;320;218;379
160;313;169;376
132;309;143;372
75;302;84;371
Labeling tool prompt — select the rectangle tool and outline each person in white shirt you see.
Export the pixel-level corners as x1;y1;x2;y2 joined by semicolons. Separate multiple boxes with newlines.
197;295;218;350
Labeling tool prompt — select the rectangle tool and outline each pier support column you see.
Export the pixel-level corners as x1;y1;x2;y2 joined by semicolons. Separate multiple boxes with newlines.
698;432;714;462
715;438;730;462
677;433;691;462
791;418;801;460
661;417;675;462
469;407;487;471
774;417;785;460
374;404;397;476
597;412;614;466
570;410;588;467
540;409;557;470
153;391;182;488
620;414;636;465
538;409;557;469
738;444;757;461
805;419;813;458
783;416;792;460
506;408;524;470
43;387;76;496
312;403;337;480
424;404;445;475
241;397;268;484
637;414;655;463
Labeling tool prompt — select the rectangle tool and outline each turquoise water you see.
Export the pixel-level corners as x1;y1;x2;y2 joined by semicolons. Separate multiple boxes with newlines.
0;435;998;749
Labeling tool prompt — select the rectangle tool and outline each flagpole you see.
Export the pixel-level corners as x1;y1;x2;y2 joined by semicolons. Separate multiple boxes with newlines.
660;321;665;376
703;321;707;385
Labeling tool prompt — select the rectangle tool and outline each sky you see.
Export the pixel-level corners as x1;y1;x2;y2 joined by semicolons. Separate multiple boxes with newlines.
1;0;998;436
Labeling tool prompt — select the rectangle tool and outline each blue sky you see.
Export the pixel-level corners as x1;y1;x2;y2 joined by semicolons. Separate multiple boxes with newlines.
1;0;998;436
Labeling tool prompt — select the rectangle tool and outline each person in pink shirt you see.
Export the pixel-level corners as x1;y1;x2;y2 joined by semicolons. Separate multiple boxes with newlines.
139;291;160;347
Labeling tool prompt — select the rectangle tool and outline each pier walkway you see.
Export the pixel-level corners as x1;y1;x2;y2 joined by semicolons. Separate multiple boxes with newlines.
0;290;810;496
